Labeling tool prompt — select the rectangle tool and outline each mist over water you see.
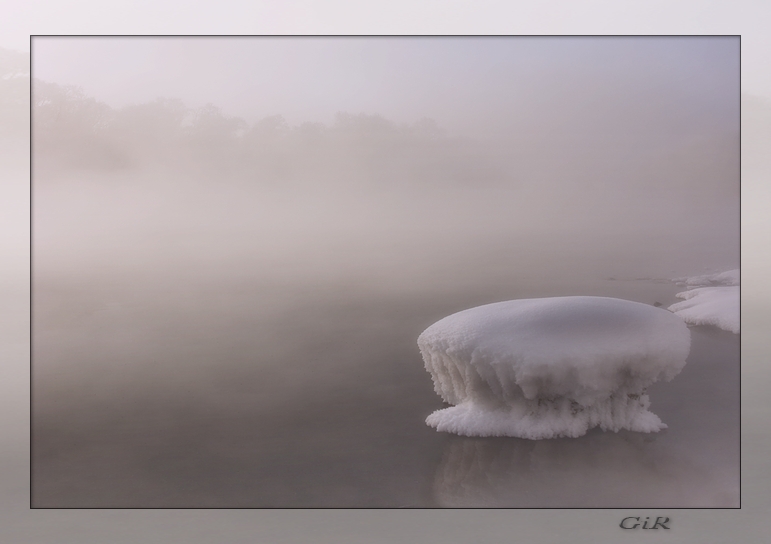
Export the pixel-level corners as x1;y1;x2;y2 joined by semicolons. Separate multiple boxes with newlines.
30;37;739;507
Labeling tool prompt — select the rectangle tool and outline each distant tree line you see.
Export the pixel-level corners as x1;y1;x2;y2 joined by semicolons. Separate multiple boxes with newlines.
30;77;508;186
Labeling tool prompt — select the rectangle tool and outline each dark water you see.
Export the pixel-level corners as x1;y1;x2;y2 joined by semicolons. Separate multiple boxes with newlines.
32;271;739;508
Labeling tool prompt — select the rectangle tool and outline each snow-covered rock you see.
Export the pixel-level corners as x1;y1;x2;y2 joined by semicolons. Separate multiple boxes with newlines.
418;296;691;439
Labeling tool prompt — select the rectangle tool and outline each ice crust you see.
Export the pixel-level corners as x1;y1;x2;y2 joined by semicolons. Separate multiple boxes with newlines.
418;296;691;439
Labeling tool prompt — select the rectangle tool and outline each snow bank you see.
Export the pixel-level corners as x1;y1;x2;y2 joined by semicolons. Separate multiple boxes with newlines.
668;269;739;333
418;296;691;439
669;286;739;333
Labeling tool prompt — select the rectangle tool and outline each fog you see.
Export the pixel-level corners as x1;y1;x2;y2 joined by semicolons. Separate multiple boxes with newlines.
32;37;739;284
29;37;739;507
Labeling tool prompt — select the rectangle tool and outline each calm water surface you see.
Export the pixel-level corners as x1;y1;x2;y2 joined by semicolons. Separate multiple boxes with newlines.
32;271;739;508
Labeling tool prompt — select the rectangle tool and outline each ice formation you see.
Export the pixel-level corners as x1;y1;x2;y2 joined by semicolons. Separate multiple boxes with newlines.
668;287;739;333
669;269;739;333
418;296;691;439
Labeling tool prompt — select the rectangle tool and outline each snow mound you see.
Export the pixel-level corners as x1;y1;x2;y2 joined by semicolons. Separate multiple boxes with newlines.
669;269;739;333
668;286;739;334
418;296;691;439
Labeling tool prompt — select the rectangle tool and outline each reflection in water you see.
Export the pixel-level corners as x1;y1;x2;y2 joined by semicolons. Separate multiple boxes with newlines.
434;429;736;508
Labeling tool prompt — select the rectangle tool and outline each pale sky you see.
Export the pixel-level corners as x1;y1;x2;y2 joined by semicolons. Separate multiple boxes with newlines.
31;36;739;138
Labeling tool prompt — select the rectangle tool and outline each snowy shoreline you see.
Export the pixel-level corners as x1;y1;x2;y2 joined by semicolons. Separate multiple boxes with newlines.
668;269;739;334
